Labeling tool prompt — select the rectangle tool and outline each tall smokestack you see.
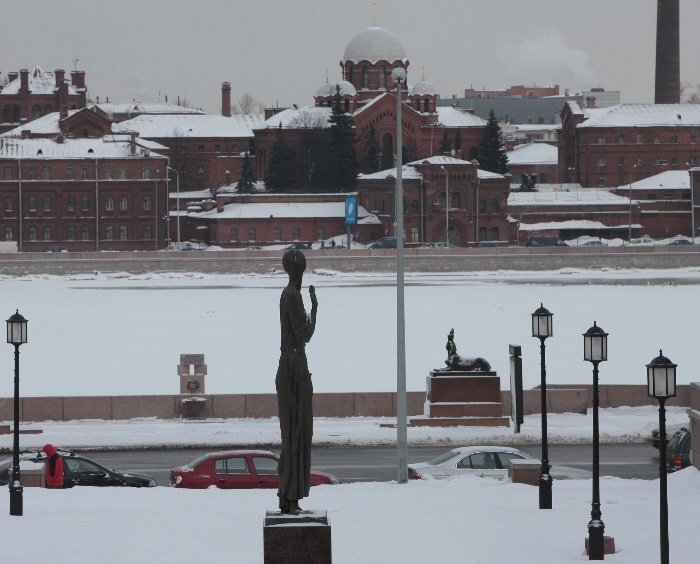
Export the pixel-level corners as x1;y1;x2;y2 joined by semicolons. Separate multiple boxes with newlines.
221;82;231;117
655;0;680;104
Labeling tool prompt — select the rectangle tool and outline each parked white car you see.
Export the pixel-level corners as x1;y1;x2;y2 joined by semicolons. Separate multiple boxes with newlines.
408;446;592;480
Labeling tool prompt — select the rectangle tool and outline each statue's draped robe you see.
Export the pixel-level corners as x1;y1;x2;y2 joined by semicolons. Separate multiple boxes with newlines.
276;286;315;505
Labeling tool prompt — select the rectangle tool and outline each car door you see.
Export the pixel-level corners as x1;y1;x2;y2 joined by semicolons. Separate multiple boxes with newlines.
455;451;501;478
252;456;280;489
63;457;122;487
213;455;255;489
495;451;528;476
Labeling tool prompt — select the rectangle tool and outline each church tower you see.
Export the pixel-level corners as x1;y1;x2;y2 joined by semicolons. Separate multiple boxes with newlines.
655;0;680;103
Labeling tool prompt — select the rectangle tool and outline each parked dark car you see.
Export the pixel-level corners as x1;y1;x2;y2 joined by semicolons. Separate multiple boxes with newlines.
170;449;340;489
0;450;156;488
526;236;567;247
285;242;312;250
647;422;686;450
669;239;692;245
368;237;397;249
666;427;691;472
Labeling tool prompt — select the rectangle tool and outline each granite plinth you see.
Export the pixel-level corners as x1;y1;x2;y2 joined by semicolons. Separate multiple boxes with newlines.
264;509;331;564
584;535;616;556
427;371;501;403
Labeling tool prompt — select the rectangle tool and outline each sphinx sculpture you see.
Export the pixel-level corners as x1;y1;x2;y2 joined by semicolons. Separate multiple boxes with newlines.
444;328;491;372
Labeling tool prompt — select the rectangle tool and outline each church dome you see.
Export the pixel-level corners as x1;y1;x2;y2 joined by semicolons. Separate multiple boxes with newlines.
411;80;438;96
342;26;406;63
315;80;357;97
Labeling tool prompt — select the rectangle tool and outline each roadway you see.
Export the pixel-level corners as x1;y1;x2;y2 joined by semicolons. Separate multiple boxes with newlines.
86;443;660;487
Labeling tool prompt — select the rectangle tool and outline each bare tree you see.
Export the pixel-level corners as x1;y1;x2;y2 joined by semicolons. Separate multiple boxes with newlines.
681;81;700;104
232;93;263;115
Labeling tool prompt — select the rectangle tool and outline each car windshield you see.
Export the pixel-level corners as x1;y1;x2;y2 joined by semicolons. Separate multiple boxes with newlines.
426;449;460;466
186;454;211;469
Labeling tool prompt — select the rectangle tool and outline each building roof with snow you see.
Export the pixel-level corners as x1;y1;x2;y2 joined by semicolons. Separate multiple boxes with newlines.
342;26;406;64
0;110;81;136
0;136;167;159
508;186;629;206
435;106;487;127
577;104;700;128
0;66;83;96
613;170;690;190
507;143;558;165
258;106;332;130
190;200;379;223
113;113;264;139
93;102;204;118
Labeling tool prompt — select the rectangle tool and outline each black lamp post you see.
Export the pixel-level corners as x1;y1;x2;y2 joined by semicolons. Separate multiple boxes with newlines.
531;303;553;509
583;321;608;560
646;350;677;564
7;310;28;516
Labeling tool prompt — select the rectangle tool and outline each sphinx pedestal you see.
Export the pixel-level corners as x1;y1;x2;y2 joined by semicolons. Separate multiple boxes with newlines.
409;370;510;427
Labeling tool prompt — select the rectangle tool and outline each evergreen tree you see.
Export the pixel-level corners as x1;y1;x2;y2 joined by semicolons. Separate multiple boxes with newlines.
236;151;256;194
324;85;358;191
439;130;451;154
266;125;296;192
362;123;380;173
479;109;509;174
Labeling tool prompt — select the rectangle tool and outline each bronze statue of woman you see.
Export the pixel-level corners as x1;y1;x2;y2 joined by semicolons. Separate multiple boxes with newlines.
276;249;317;514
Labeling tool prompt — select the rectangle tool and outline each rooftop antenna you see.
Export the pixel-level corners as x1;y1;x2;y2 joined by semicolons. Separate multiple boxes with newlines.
326;68;329;83
372;0;377;26
422;66;425;81
73;58;79;71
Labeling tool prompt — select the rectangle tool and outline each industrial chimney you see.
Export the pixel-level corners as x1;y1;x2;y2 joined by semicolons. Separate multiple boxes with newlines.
655;0;680;104
222;82;232;117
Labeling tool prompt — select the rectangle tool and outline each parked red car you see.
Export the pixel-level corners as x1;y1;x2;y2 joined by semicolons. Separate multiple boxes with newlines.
169;449;340;489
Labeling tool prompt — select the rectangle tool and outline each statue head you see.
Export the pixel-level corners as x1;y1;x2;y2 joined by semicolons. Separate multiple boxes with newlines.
282;249;306;279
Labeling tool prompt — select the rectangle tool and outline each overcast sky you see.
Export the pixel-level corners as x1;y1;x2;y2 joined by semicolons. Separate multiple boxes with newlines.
2;0;699;115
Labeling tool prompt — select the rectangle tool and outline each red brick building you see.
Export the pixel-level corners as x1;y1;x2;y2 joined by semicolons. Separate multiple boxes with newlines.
0;66;87;134
559;101;700;188
0;109;168;251
464;84;560;98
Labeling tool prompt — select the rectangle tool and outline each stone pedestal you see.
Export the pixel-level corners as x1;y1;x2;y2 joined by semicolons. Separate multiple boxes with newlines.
263;510;331;564
409;370;509;427
180;397;207;419
584;535;616;556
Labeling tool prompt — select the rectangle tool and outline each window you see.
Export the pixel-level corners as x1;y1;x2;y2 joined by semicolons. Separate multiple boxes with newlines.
66;167;75;180
216;457;250;475
671;135;679;144
671;157;679;167
81;226;90;240
119;168;127;179
66;196;76;212
411;200;419;214
80;167;88;180
105;197;114;211
598;177;606;187
478;199;487;213
143;225;152;239
490;227;500;240
292;227;300;241
411;227;419;242
214;144;221;153
230;227;239;242
143;196;152;211
105;226;114;240
618;136;626;145
105;167;114;179
597;136;606;145
316;227;324;240
617;157;625;168
478;227;487;241
4;226;13;241
42;226;52;241
197;165;205;174
143;168;152;179
363;67;369;89
41;167;51;180
654;136;661;144
690;157;698;166
378;66;386;89
31;104;41;119
43;196;52;211
81;196;90;211
597;158;606;168
28;197;37;211
28;226;37;241
119;196;128;211
66;225;76;240
636;157;644;167
197;144;204;153
451;192;461;208
28;167;37;180
495;452;526;469
252;457;278;476
649;193;657;200
248;228;256;241
3;167;11;180
636;134;644;144
4;196;12;211
119;225;128;240
691;136;697;145
457;452;496;470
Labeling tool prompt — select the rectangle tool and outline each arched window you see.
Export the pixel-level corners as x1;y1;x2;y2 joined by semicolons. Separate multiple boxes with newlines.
636;134;643;144
378;66;385;89
105;197;114;211
4;226;13;241
363;67;369;89
28;226;37;241
451;191;461;208
81;226;90;240
66;225;76;240
31;105;42;120
43;226;52;240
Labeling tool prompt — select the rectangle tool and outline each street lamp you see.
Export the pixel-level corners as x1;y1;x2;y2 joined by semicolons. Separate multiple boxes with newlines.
391;65;408;484
440;165;449;245
6;310;28;516
583;321;608;560
472;159;480;246
531;303;553;509
646;350;677;564
167;166;181;246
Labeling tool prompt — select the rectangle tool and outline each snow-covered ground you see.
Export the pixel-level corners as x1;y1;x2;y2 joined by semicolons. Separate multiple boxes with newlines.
1;267;700;398
1;267;699;562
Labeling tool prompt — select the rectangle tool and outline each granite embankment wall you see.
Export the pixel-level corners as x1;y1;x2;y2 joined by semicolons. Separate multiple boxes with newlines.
2;244;700;276
0;385;695;422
